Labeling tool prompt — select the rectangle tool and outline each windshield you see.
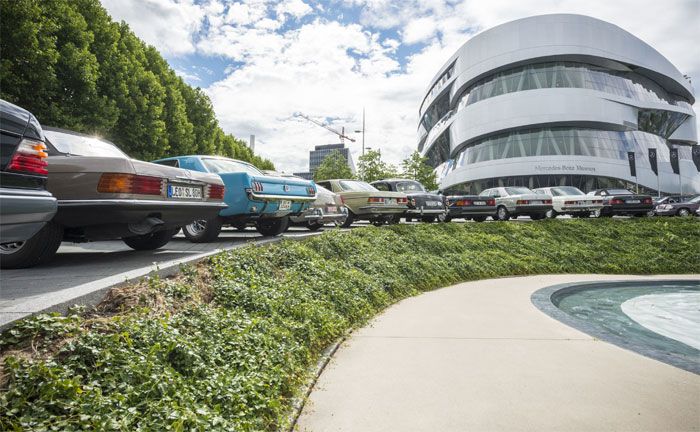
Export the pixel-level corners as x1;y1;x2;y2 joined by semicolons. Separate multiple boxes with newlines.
504;187;532;195
607;189;633;195
551;187;584;196
44;130;128;158
339;180;377;192
202;158;262;175
396;181;425;192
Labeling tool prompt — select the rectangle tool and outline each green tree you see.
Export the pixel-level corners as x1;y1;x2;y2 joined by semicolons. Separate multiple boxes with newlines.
401;150;438;190
357;150;398;182
0;0;274;170
314;150;354;181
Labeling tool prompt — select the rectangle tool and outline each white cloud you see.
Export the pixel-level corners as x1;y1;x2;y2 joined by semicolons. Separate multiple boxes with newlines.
173;68;201;83
101;0;204;55
101;0;699;172
275;0;313;19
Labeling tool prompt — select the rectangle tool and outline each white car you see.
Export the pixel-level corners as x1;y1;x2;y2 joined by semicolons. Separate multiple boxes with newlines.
533;186;604;218
479;187;552;221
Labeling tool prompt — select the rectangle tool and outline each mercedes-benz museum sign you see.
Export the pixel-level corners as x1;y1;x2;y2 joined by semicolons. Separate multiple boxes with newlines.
418;14;699;195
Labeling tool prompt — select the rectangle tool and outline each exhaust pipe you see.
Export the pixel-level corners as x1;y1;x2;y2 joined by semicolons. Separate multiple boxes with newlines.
128;217;164;235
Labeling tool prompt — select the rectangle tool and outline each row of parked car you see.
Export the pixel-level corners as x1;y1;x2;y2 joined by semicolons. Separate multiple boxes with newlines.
1;100;696;269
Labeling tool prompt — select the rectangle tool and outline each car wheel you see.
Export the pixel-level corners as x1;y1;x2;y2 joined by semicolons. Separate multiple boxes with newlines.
123;228;178;251
388;215;400;225
593;209;610;218
339;211;355;228
531;213;546;220
183;217;223;243
437;212;447;223
233;222;247;232
306;221;324;231
496;206;510;221
255;216;289;236
472;216;487;222
421;216;436;223
405;216;412;222
677;208;691;217
0;221;64;269
546;209;557;219
371;218;385;227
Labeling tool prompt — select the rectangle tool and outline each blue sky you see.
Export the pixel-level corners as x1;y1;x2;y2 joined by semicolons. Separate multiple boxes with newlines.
101;0;699;172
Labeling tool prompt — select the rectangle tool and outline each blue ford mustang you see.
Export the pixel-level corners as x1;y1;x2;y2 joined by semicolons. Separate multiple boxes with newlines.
152;155;317;239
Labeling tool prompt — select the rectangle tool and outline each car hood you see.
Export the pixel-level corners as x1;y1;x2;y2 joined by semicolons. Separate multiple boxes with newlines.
131;159;223;185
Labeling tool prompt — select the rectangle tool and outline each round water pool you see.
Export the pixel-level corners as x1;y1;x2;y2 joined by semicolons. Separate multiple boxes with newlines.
532;280;700;374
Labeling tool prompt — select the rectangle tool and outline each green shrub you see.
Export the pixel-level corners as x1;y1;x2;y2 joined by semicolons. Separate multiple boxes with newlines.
1;219;698;430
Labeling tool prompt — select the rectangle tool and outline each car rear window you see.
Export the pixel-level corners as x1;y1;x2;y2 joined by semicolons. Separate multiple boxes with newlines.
396;181;425;192
44;130;128;158
607;189;632;195
339;180;377;192
505;187;532;195
202;158;262;175
551;186;584;196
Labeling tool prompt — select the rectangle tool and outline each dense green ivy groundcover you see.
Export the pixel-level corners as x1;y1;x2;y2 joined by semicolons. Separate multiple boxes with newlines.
1;219;698;431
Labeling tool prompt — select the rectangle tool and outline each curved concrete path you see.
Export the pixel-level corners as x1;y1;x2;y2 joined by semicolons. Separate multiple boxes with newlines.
297;275;700;432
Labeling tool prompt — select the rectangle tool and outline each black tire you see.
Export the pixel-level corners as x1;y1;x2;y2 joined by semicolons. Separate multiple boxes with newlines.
0;221;64;269
340;211;355;228
421;216;436;223
183;217;223;243
388;215;400;225
123;228;178;251
593;208;612;218
546;209;557;219
677;208;691;217
234;222;247;232
256;216;289;236
371;218;385;227
306;221;324;231
444;215;453;222
472;216;487;222
531;213;546;220
496;206;510;221
405;217;412;222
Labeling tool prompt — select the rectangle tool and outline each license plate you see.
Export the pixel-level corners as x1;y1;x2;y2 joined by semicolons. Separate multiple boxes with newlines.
168;184;202;199
426;201;440;207
327;206;337;213
473;201;486;206
279;200;291;210
626;200;640;204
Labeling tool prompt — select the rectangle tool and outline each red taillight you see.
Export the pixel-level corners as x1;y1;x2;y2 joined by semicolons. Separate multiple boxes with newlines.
543;199;552;204
396;197;408;205
516;200;530;205
307;186;316;195
340;195;346;204
487;199;496;206
252;181;264;192
643;197;652;204
208;184;225;200
368;197;385;203
97;173;163;196
455;199;472;206
610;198;624;205
7;138;49;176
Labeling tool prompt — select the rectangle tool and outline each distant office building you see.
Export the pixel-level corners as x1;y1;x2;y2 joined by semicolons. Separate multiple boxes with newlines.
309;143;355;173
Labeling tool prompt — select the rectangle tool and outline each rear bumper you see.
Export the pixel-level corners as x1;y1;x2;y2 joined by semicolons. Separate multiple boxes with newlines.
357;205;407;215
0;187;57;243
559;205;603;213
291;208;348;224
512;205;551;215
54;199;227;228
607;204;654;215
405;207;445;215
448;206;496;217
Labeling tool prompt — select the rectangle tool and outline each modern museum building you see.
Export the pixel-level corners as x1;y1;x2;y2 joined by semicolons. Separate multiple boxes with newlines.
418;14;700;195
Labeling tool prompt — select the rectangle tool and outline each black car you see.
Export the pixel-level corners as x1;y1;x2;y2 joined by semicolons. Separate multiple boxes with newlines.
655;195;700;217
0;100;57;263
588;188;653;217
371;179;445;222
442;193;496;222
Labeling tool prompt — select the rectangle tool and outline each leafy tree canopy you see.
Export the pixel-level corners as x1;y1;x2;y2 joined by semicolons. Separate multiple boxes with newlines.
357;150;398;183
314;150;353;181
401;150;438;191
0;0;273;169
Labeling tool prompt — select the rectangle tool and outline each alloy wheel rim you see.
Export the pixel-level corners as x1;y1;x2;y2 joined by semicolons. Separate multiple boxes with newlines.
498;207;507;219
679;209;689;216
187;220;207;235
0;241;25;254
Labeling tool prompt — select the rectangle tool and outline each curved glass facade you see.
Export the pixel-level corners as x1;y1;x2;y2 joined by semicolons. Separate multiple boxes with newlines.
456;62;691;111
451;128;672;170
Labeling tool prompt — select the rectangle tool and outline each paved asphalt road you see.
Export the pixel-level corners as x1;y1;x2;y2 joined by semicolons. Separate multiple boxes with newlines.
0;226;333;327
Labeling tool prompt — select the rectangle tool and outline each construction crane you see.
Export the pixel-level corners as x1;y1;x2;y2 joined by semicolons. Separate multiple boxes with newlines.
294;112;356;144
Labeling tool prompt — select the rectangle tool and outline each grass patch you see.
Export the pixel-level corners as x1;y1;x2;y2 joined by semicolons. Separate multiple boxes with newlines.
1;219;698;430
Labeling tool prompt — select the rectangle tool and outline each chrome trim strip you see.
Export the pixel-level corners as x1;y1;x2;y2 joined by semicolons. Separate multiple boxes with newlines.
58;199;226;207
248;192;317;202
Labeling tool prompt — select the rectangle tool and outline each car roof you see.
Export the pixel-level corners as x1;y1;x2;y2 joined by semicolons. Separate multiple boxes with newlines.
155;155;252;165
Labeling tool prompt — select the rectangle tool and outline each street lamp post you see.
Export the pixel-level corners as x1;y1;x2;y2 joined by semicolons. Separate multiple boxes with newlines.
354;108;365;156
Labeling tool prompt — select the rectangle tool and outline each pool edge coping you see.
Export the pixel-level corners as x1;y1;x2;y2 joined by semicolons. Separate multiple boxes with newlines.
530;279;700;375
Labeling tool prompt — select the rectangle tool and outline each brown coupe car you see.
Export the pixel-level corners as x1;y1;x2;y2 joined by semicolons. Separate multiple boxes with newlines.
0;128;227;268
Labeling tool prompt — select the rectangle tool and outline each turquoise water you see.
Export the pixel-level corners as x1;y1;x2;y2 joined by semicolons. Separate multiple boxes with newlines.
553;282;700;368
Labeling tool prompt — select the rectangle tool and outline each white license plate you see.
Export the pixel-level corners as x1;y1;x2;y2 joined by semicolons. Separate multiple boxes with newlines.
473;201;486;206
626;200;640;204
426;201;440;206
168;184;202;199
327;206;337;213
279;200;291;210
